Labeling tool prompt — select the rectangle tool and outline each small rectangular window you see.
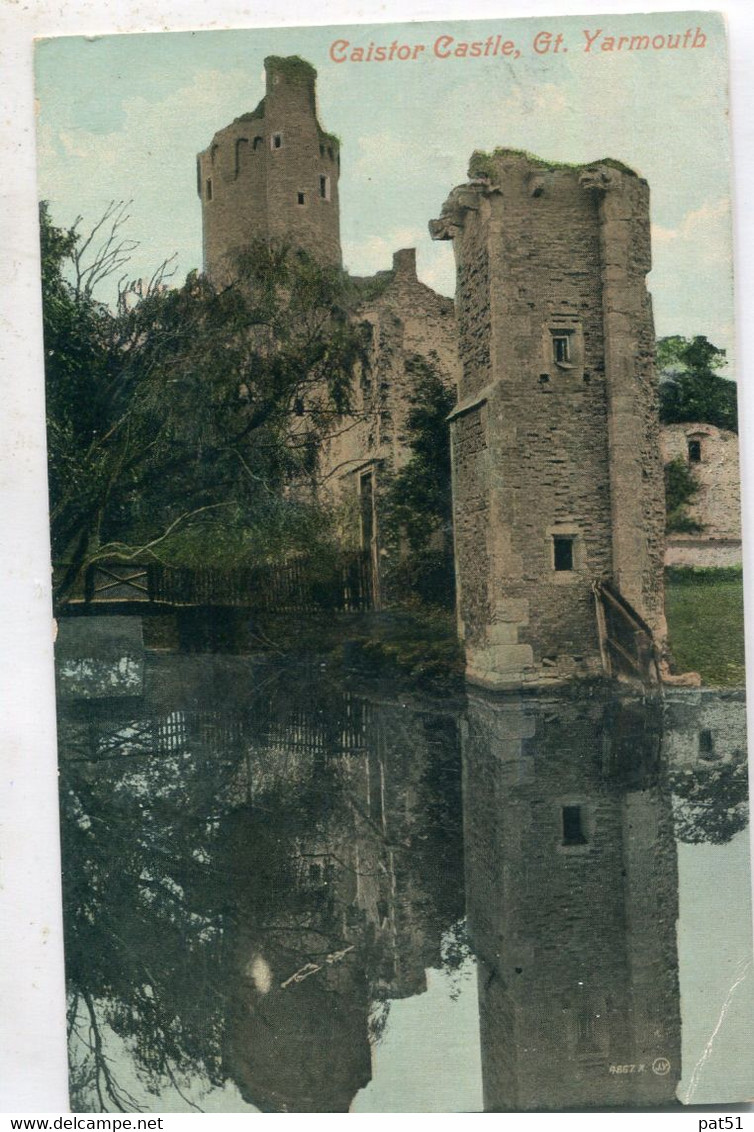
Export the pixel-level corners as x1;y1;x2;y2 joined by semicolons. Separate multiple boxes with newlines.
562;805;587;846
698;729;716;758
297;192;306;205
577;1005;597;1046
271;133;282;150
553;334;570;364
688;439;702;463
319;174;330;200
553;535;574;572
205;178;213;201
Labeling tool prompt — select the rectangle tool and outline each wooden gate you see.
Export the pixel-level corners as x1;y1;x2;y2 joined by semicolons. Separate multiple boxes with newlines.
593;580;660;687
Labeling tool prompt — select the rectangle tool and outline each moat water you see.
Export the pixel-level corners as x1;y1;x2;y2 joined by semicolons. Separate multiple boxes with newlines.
56;640;754;1113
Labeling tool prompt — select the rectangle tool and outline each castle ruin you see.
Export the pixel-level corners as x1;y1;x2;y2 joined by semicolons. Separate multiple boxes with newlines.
198;56;342;277
431;151;667;689
197;57;460;607
198;60;669;690
661;422;742;567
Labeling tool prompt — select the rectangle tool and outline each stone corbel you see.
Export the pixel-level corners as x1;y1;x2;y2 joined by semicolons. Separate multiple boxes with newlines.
579;164;619;193
428;216;460;241
429;182;494;241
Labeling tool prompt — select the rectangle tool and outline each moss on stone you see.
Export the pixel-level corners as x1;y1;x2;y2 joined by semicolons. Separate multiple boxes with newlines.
234;98;265;124
468;147;638;179
264;54;318;80
348;270;394;301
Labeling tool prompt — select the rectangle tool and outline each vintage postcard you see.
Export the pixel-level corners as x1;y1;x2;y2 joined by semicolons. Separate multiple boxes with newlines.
32;9;753;1113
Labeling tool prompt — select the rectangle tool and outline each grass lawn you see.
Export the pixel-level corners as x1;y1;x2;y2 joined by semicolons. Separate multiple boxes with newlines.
665;576;746;687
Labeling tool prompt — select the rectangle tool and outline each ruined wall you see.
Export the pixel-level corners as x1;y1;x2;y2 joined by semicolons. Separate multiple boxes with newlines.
318;248;460;579
197;58;460;607
665;538;742;568
462;692;681;1111
662;688;747;767
431;151;666;689
197;56;341;278
662;423;742;566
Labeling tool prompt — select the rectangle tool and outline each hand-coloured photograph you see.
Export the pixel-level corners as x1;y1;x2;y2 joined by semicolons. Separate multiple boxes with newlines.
34;10;753;1112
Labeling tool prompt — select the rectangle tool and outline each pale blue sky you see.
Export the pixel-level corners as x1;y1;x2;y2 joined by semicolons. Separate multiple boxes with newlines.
35;12;734;359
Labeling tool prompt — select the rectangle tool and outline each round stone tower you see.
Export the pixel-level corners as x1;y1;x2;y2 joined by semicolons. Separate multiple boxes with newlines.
197;56;342;279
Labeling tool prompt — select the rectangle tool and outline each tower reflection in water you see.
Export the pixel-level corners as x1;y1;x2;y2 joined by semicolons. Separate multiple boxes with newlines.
462;691;682;1111
60;653;748;1112
217;673;465;1112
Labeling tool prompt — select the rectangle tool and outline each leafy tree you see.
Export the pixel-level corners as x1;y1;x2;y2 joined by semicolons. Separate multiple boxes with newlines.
658;335;738;432
41;204;366;609
382;356;456;607
670;758;749;845
664;456;702;533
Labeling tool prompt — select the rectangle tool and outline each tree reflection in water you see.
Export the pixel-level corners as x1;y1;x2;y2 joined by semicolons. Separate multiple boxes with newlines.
58;653;749;1112
59;656;465;1112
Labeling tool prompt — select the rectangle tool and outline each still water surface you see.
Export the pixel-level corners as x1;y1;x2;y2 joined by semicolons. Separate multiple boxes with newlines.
56;650;753;1112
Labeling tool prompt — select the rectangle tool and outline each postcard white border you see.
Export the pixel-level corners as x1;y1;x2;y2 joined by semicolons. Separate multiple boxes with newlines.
1;0;753;1118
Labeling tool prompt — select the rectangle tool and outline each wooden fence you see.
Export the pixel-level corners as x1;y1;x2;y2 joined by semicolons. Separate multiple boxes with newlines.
79;551;373;614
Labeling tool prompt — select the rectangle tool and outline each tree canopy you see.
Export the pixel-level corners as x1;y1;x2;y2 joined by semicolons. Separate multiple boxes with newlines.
658;334;738;432
664;456;702;534
41;203;366;609
382;356;456;607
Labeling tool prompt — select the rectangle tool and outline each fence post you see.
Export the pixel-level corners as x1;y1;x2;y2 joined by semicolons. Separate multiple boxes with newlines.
84;565;95;603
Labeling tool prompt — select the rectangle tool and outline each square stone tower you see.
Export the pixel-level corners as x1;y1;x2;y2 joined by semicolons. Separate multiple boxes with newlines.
197;56;342;279
462;692;680;1110
430;150;667;690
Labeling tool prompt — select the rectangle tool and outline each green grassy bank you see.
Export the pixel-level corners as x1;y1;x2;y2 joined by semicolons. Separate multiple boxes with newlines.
665;568;745;686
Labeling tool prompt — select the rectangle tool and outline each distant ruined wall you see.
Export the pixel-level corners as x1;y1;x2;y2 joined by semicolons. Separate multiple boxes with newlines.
662;688;748;767
662;423;742;566
198;56;341;278
318;248;460;578
431;151;666;689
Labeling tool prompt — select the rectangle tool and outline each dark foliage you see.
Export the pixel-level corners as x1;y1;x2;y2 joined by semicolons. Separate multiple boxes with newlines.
41;203;366;609
658;335;737;432
664;456;702;533
670;758;749;845
382;356;456;608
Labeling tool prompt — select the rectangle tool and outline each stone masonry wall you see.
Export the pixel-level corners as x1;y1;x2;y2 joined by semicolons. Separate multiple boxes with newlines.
661;424;741;538
318;249;460;569
432;152;665;688
665;538;742;568
598;173;667;641
451;405;490;646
